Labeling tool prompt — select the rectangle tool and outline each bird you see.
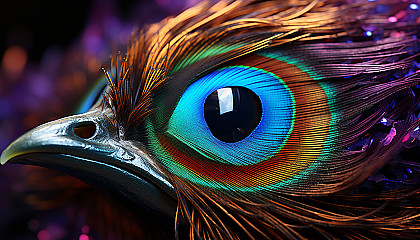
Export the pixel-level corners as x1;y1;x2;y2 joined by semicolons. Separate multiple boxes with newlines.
2;0;420;239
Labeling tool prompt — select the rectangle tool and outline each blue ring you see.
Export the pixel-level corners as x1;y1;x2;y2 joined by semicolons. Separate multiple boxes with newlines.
167;66;295;166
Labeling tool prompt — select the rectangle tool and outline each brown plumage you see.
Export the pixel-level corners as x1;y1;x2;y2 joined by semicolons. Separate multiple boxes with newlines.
101;1;420;238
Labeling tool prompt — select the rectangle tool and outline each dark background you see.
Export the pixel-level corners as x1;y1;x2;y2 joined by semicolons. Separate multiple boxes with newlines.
0;0;191;239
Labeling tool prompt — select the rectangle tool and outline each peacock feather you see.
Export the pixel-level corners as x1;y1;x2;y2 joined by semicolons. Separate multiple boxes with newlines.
2;0;420;239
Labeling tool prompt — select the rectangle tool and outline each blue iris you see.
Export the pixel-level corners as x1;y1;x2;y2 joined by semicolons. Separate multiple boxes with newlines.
166;66;295;166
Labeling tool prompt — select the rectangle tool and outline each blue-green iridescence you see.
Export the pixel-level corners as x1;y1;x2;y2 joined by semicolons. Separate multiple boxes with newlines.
171;44;245;74
166;66;295;166
76;77;108;114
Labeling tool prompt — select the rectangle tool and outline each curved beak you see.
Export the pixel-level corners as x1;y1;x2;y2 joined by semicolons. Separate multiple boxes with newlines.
1;108;176;218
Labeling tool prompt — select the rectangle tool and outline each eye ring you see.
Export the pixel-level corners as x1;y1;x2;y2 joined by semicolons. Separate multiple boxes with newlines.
147;54;335;192
164;65;295;166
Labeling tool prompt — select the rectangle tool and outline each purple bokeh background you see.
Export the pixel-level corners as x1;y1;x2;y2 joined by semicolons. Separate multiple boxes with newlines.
0;0;195;239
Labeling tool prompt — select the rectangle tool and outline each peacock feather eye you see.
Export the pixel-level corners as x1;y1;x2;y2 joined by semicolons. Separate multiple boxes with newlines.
148;62;303;189
203;86;262;143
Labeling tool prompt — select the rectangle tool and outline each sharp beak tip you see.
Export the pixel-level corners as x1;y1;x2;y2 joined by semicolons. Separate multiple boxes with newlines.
1;147;12;165
1;138;24;165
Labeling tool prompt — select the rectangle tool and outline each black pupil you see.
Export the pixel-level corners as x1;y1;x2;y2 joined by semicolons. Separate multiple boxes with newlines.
204;86;262;143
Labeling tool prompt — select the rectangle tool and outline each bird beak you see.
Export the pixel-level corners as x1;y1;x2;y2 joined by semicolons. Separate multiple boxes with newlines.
1;108;177;218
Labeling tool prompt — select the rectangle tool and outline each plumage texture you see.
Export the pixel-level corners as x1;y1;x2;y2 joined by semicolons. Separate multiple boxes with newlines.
99;0;420;239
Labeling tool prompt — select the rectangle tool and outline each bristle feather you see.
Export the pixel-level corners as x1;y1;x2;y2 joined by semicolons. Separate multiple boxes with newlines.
99;0;420;238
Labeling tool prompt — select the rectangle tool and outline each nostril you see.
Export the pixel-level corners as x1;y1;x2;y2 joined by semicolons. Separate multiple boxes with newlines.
73;121;96;139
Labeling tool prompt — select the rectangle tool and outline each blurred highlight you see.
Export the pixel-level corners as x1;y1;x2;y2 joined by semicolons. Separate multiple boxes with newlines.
2;46;27;79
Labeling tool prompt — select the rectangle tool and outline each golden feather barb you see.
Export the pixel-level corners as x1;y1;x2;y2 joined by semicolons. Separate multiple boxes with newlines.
102;1;420;239
104;0;371;132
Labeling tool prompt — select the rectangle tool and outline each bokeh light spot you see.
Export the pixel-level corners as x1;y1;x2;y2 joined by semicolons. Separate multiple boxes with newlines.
388;16;398;22
79;234;90;240
82;225;90;234
37;229;50;240
1;46;27;77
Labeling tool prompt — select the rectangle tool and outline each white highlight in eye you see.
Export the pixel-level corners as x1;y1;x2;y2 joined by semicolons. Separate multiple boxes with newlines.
217;87;234;115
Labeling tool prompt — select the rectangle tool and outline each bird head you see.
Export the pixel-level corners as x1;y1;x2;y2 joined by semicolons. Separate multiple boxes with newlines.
2;0;420;239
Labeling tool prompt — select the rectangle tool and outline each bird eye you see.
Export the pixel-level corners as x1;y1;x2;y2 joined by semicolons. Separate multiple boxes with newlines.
203;86;262;143
144;52;344;192
161;65;294;167
146;53;338;191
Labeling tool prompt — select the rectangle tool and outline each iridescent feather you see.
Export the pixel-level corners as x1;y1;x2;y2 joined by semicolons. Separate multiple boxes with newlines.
64;0;420;239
